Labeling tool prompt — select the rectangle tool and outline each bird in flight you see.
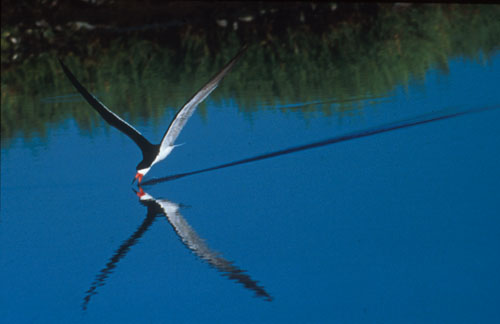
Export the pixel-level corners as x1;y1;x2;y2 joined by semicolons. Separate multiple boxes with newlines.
58;47;246;184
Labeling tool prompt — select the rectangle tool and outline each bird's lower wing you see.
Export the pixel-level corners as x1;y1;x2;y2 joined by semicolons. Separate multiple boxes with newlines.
58;59;154;153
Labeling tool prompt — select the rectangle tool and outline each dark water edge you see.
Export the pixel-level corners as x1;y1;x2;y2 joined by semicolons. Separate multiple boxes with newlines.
1;3;499;146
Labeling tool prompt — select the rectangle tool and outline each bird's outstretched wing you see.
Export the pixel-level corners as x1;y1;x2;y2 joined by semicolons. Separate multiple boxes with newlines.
58;59;154;154
159;46;247;151
151;196;272;301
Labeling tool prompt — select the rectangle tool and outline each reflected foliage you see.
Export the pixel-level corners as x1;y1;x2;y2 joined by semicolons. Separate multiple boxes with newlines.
1;4;499;146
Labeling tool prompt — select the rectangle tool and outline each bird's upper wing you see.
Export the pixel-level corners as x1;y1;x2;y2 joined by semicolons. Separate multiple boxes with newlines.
58;59;154;154
159;46;247;152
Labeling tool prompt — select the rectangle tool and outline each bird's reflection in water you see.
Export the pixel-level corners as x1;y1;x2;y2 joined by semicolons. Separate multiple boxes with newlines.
82;188;272;310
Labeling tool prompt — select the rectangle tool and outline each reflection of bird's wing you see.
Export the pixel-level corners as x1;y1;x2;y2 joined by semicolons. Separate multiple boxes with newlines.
58;59;154;155
82;204;160;310
159;46;247;151
157;199;219;260
155;197;272;301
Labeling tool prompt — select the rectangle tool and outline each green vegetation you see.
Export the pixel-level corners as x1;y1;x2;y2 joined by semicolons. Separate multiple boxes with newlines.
1;4;499;146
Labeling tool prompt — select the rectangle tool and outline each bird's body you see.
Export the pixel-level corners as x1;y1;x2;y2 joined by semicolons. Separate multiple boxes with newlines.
137;144;175;179
59;47;246;183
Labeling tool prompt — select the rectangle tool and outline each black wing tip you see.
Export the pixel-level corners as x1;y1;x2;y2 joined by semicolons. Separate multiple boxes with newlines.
57;57;72;76
215;45;248;76
233;44;249;61
239;44;249;53
57;56;66;67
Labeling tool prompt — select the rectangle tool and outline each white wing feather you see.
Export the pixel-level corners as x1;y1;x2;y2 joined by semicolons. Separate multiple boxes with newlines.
158;47;247;153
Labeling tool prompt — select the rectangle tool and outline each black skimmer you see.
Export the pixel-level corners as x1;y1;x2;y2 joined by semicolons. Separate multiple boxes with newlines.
58;47;247;184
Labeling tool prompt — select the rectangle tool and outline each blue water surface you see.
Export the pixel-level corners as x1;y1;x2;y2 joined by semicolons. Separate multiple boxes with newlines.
1;53;499;323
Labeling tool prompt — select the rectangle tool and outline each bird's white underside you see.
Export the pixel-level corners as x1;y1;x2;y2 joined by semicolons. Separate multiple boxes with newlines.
138;145;175;176
153;145;175;166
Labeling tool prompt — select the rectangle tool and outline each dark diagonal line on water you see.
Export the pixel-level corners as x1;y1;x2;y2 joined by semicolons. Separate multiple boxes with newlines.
141;105;499;186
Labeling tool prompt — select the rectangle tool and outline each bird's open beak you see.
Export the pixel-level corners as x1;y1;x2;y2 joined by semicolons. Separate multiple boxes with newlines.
135;187;145;198
132;172;143;184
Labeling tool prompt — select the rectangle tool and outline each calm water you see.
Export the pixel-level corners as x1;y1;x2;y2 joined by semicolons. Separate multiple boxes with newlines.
1;51;500;323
